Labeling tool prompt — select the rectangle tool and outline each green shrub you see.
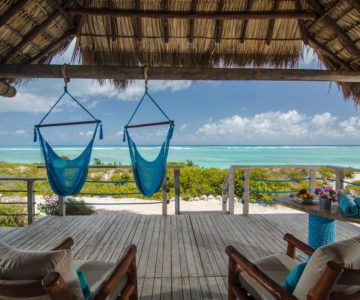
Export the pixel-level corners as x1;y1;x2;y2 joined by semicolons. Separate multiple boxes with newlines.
38;197;96;216
0;204;27;227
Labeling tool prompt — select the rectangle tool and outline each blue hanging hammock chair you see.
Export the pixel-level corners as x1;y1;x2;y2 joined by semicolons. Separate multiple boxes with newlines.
34;88;103;197
123;89;175;197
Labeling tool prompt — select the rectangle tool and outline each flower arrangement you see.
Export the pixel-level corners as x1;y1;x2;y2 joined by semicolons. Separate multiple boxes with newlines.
315;186;338;202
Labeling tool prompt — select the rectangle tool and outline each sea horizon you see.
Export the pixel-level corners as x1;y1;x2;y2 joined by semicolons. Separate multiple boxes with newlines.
1;145;360;169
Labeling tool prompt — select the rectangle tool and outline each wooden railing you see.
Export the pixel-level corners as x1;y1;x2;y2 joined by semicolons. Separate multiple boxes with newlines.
222;165;360;215
0;164;180;226
0;177;46;225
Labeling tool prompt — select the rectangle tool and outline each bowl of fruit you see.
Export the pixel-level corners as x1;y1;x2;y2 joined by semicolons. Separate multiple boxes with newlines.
296;189;314;204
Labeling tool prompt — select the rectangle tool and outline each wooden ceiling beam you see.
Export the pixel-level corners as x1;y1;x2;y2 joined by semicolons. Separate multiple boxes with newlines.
67;9;317;20
0;0;29;28
135;0;142;42
108;0;117;41
307;0;342;32
294;0;308;45
3;64;360;82
47;0;73;26
266;0;280;46
215;0;224;43
1;0;74;64
189;0;198;43
305;0;360;60
347;0;360;14
240;0;252;43
163;0;169;43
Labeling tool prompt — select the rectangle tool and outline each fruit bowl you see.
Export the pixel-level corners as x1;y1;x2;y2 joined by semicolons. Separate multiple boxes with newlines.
295;189;314;204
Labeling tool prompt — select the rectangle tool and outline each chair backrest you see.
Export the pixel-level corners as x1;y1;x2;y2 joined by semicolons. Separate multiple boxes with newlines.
0;279;48;298
293;236;360;300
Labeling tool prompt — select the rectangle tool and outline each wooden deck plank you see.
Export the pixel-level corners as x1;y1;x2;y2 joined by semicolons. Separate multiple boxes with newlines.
4;213;360;299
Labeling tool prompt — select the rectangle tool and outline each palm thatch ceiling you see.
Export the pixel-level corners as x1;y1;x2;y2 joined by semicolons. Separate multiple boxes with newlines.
1;0;360;101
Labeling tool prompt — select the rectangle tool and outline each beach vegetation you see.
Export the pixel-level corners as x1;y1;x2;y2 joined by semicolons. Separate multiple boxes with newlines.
0;204;27;227
38;197;96;216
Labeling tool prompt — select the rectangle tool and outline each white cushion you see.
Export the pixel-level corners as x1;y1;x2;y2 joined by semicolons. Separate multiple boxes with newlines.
75;260;127;300
239;253;299;300
294;236;360;300
0;241;83;299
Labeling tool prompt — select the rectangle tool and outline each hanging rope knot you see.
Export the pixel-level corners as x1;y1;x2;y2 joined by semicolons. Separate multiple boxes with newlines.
144;66;148;91
62;64;70;91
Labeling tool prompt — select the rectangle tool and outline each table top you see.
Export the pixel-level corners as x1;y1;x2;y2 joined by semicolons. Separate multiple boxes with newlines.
273;196;360;224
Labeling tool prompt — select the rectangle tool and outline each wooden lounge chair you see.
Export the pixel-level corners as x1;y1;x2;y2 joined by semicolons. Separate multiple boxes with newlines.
226;233;360;300
0;237;138;300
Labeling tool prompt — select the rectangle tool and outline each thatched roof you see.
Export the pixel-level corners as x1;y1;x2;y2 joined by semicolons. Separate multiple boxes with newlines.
1;0;360;101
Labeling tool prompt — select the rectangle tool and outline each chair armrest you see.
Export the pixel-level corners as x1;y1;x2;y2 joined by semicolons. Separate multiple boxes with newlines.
91;244;137;300
226;246;296;300
284;233;315;259
42;272;77;300
51;237;74;251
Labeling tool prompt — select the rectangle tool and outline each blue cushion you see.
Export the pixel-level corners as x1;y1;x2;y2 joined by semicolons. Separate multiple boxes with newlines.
283;263;307;294
76;268;92;300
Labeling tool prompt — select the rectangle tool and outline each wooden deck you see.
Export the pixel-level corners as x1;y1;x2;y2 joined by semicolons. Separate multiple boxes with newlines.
1;213;359;299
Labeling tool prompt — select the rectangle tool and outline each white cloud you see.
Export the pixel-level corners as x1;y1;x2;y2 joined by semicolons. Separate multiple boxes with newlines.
180;124;188;131
0;130;7;135
15;129;26;135
302;46;318;66
79;131;93;137
194;110;360;144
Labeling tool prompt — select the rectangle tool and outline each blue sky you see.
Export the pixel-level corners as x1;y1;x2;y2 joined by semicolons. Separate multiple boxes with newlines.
1;40;360;145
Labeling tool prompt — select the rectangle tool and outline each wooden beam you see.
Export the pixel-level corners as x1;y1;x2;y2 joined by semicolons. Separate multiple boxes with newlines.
189;0;198;43
108;0;117;41
0;0;29;28
294;0;308;45
135;0;142;42
0;81;16;97
47;0;73;26
305;0;360;60
307;0;342;32
215;0;224;43
240;0;252;43
308;36;353;70
163;0;169;43
67;9;317;20
3;64;360;82
266;0;280;46
1;0;73;63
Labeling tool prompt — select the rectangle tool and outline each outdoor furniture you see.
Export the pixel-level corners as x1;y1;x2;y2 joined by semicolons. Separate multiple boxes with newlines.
0;237;138;300
273;196;360;249
226;233;360;300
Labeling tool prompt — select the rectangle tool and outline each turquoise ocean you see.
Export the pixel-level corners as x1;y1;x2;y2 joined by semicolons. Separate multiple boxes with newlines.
1;145;360;169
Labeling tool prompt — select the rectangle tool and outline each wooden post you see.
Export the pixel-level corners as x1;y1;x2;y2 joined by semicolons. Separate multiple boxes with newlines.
228;166;235;214
243;169;250;216
228;256;239;300
174;169;180;215
162;174;168;216
58;197;65;216
26;180;35;225
222;173;229;213
336;168;344;190
309;167;316;195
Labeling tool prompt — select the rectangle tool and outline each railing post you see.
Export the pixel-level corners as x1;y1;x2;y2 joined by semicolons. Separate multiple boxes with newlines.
222;172;229;213
58;197;65;216
243;168;250;215
174;168;180;215
309;167;316;195
26;180;35;225
162;174;168;216
336;168;344;190
228;166;235;214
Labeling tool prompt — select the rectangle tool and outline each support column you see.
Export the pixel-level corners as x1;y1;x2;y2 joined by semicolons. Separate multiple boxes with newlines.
243;168;250;215
162;174;168;216
174;169;180;215
27;180;35;225
309;167;316;195
336;168;344;190
228;166;235;214
58;197;65;216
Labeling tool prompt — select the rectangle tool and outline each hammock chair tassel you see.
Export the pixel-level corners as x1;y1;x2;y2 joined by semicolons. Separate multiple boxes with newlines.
99;123;103;140
33;127;37;142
